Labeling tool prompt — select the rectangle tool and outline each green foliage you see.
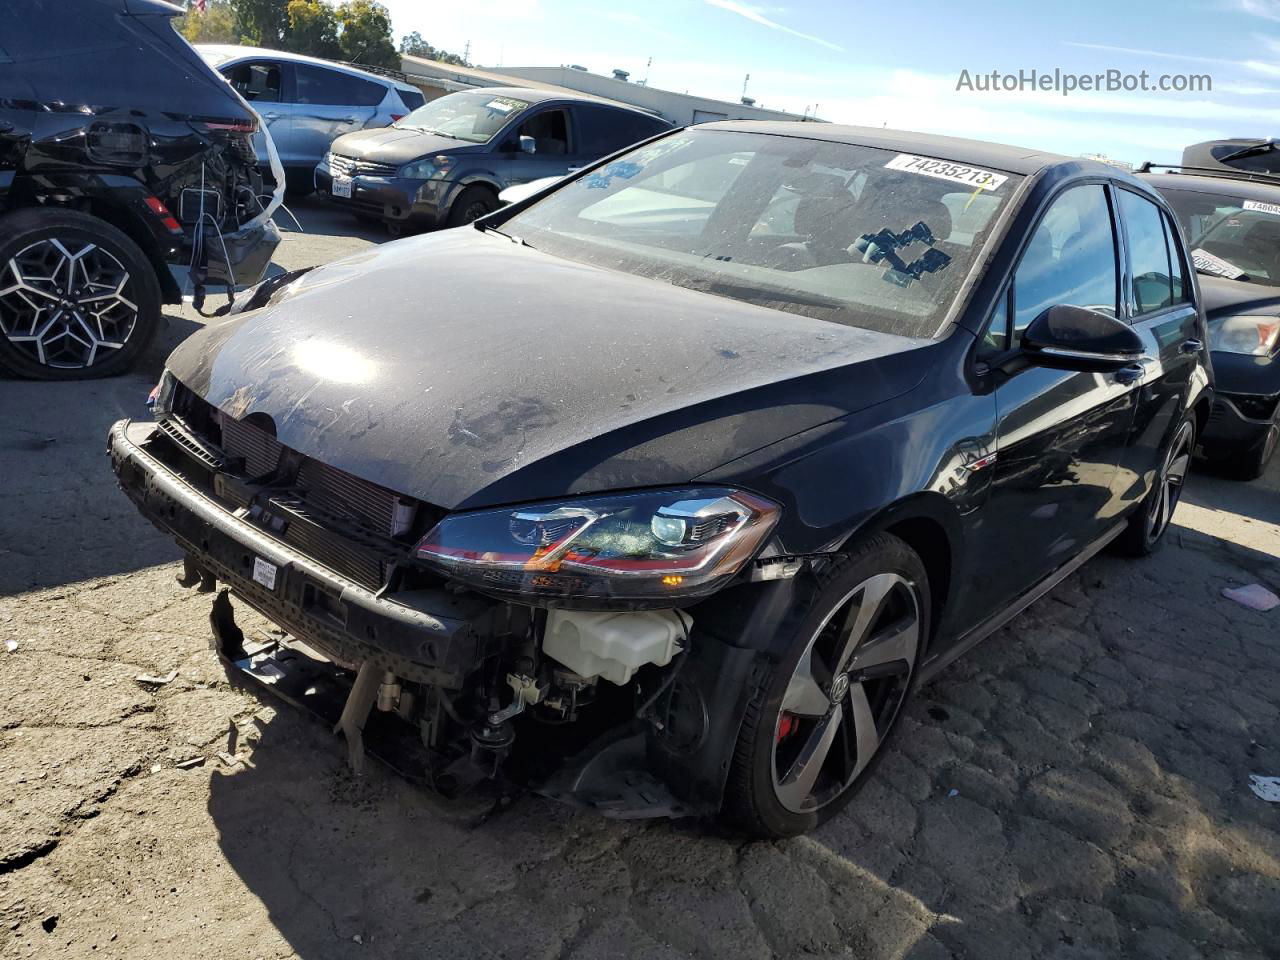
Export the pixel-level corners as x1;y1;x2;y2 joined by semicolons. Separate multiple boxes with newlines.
335;0;400;68
231;0;289;46
179;0;401;72
176;0;240;44
399;30;469;67
285;0;340;58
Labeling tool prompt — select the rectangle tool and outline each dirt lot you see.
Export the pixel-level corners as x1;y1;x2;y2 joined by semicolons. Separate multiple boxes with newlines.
2;198;1279;959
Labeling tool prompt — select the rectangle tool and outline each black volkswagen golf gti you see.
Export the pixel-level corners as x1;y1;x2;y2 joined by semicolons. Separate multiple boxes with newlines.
110;123;1210;837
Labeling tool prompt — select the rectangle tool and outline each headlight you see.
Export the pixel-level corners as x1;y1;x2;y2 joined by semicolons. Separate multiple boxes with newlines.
398;155;454;179
1210;315;1280;356
414;487;781;603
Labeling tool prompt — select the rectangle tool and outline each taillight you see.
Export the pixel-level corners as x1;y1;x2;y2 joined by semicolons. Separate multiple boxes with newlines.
390;114;405;122
143;196;183;234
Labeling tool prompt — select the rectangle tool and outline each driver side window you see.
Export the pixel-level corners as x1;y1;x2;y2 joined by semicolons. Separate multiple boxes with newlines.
1006;185;1119;349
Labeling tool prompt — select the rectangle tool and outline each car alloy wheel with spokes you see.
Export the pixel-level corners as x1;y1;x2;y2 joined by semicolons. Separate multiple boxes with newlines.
773;571;922;813
1145;419;1194;544
725;533;929;837
0;209;161;380
0;238;138;369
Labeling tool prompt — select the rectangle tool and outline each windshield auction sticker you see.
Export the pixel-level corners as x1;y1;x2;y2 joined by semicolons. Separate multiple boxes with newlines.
1191;248;1247;279
1243;199;1280;217
884;154;1009;191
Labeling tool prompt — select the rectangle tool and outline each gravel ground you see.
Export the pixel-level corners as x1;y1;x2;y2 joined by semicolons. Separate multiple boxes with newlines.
2;198;1278;959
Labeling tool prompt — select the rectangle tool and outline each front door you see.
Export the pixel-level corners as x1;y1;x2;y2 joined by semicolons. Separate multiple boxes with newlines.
500;107;574;187
1112;188;1203;511
959;183;1141;626
221;60;290;167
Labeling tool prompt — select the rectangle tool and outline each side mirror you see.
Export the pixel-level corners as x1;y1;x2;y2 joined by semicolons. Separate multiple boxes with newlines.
1021;305;1144;373
519;135;537;155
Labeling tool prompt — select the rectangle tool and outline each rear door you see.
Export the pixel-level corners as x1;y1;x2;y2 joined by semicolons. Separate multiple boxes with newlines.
221;59;292;166
958;183;1141;625
573;104;666;163
291;64;383;169
1112;187;1203;504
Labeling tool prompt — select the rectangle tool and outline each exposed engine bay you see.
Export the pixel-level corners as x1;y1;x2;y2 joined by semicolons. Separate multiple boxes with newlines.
110;378;771;818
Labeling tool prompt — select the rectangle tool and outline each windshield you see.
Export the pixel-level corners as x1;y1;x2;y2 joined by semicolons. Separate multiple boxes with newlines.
197;48;234;67
1160;186;1280;285
395;92;530;143
500;129;1022;338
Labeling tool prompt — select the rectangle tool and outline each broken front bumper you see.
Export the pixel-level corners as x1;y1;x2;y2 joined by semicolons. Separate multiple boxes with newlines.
106;419;495;685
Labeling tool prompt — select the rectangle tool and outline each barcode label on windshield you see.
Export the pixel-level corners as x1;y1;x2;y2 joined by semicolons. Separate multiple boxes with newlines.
1243;199;1280;217
884;154;1008;191
1191;248;1247;280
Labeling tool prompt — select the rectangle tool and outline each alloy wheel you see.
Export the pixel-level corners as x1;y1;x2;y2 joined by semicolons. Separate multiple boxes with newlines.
772;572;921;813
0;238;138;369
1146;420;1194;542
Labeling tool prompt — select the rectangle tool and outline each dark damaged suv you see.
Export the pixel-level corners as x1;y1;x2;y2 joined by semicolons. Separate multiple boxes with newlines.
0;0;280;379
111;124;1209;837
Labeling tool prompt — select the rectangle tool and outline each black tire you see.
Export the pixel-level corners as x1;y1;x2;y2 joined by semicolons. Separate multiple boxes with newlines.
283;169;315;198
1224;422;1278;482
1116;416;1196;556
723;533;930;838
0;208;161;380
446;185;499;228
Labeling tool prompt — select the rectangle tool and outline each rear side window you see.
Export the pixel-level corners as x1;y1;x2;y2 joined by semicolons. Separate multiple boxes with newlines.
1011;184;1119;345
295;64;384;106
224;61;283;103
1118;189;1177;315
576;105;667;157
398;87;426;110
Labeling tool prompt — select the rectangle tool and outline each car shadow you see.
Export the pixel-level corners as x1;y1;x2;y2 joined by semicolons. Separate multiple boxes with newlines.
0;309;203;595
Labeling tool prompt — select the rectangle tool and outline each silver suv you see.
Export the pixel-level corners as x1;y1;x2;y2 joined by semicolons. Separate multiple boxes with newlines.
197;45;424;193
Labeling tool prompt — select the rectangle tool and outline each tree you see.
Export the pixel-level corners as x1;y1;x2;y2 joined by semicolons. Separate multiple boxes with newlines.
177;0;240;44
231;0;288;47
285;0;340;58
400;31;468;66
335;0;399;68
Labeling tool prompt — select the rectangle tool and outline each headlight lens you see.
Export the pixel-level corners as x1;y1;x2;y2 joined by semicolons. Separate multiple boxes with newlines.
398;155;453;179
1210;315;1280;356
414;487;780;603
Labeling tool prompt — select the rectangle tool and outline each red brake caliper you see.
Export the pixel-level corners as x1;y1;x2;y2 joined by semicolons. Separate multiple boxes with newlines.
776;711;799;743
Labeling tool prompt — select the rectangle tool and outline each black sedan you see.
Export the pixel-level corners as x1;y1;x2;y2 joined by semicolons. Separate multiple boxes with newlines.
109;123;1210;838
1141;166;1280;478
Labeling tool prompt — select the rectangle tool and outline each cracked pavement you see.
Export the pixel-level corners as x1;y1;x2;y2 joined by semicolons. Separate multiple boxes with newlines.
2;198;1278;959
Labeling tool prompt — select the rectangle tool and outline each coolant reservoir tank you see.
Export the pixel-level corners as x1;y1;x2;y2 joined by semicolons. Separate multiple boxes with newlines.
542;609;689;686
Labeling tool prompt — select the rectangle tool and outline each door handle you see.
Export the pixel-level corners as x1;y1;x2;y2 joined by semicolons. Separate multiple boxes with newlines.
262;112;281;120
1180;337;1203;355
1113;361;1149;385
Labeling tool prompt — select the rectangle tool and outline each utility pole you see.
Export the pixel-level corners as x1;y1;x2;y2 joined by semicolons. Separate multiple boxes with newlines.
463;40;471;65
741;73;750;101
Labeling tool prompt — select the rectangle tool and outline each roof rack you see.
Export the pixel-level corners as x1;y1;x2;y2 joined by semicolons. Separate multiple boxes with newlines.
1137;161;1280;186
338;60;413;84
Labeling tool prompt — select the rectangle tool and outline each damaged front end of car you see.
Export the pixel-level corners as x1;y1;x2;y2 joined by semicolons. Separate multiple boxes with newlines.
108;379;785;817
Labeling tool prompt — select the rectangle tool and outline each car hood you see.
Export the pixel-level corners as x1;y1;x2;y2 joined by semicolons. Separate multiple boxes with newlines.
1198;273;1280;317
167;229;932;509
329;126;480;165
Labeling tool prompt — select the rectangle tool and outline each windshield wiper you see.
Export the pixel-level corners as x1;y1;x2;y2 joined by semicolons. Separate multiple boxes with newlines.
479;224;533;248
1218;139;1279;163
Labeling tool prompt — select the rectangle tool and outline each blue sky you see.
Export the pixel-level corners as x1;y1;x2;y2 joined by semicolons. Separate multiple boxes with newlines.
379;0;1280;165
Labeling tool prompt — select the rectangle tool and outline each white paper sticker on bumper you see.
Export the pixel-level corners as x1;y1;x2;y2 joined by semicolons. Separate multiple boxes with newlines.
884;154;1008;192
252;557;278;591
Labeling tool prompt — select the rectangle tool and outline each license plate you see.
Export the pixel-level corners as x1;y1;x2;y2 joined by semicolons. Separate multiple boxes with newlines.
332;176;352;198
252;556;278;591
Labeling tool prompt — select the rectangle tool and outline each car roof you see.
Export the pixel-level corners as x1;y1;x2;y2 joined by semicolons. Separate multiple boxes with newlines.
1138;170;1280;203
195;44;417;91
699;122;1080;176
442;85;671;120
